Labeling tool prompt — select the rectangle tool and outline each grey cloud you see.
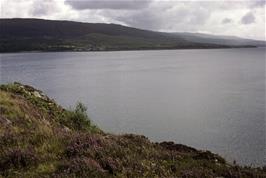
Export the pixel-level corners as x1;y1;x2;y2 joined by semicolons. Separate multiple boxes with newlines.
250;0;266;8
65;0;151;10
31;0;55;16
113;2;210;32
115;11;164;31
241;12;255;25
222;18;232;24
187;10;210;25
5;0;262;40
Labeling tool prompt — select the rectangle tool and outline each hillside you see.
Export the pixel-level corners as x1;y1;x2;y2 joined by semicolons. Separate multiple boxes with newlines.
172;32;266;47
0;18;263;52
0;82;265;177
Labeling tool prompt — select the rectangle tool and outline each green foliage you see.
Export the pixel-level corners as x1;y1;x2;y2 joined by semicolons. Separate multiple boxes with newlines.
0;82;101;133
60;102;100;133
0;82;62;117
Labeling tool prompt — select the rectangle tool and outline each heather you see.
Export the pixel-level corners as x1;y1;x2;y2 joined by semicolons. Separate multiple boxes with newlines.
0;82;265;178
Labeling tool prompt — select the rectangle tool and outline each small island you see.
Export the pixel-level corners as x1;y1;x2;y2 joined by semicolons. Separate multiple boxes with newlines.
0;82;265;177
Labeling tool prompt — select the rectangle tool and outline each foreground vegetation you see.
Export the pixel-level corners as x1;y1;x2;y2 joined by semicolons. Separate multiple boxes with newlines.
0;82;265;178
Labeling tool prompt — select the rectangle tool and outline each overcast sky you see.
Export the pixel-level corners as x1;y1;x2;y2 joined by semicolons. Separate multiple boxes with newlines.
1;0;265;40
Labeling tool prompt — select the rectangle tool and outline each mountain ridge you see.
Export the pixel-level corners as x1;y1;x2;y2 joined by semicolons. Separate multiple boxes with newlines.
0;18;264;52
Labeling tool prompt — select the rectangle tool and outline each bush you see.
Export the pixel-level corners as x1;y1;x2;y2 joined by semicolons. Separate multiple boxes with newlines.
70;102;91;130
55;157;105;177
65;133;102;158
60;102;100;133
0;147;38;171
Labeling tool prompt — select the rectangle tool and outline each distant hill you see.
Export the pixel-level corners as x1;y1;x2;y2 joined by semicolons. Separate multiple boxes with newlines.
172;32;265;47
0;18;264;52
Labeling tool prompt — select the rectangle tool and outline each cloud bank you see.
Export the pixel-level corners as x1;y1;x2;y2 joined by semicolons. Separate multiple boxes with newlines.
64;0;151;10
1;0;265;40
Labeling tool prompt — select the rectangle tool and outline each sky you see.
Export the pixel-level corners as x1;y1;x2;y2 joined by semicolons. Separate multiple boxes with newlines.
1;0;265;40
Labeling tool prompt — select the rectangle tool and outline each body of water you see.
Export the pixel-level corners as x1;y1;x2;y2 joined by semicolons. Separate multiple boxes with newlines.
0;48;265;166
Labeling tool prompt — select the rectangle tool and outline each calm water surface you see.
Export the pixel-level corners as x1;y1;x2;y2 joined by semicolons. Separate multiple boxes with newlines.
0;48;265;166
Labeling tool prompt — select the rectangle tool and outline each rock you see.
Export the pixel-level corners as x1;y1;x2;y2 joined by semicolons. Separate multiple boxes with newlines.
42;118;51;126
33;91;42;98
5;118;12;125
63;126;71;132
0;116;12;126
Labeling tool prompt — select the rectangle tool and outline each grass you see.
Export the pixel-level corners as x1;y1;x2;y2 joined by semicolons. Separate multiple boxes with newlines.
0;82;265;178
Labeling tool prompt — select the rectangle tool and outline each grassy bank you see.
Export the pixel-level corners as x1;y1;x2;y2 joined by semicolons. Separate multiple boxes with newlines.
0;82;265;177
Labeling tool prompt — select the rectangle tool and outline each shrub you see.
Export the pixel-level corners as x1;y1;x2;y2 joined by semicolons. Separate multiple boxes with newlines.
55;157;105;177
60;102;100;132
69;102;91;130
65;133;102;158
0;131;18;147
0;147;38;171
193;151;226;164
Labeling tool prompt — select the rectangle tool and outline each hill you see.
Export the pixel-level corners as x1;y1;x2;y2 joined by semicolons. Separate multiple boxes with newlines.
0;18;264;52
0;82;265;177
171;32;265;47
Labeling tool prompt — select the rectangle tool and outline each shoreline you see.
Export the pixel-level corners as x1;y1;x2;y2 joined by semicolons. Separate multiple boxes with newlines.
0;46;260;54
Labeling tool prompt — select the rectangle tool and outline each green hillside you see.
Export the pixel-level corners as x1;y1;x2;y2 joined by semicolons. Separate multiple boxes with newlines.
0;82;265;177
1;18;260;52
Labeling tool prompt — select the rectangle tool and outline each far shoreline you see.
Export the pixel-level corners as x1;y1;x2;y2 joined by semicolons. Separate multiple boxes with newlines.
0;46;260;54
